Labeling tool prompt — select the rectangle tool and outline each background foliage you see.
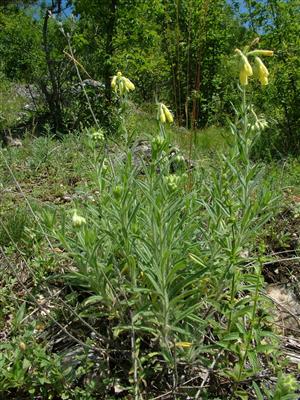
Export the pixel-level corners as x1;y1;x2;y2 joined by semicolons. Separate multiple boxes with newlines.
0;0;298;155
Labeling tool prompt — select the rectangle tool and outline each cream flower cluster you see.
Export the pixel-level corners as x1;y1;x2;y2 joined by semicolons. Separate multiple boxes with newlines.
111;71;135;96
157;102;174;124
72;210;86;227
235;48;274;86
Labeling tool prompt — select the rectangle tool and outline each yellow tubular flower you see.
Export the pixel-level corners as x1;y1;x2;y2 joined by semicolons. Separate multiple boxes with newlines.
111;75;117;90
261;50;274;57
235;48;253;86
255;57;269;85
124;77;135;91
240;52;253;76
111;72;135;96
111;72;122;91
240;69;249;86
161;104;174;123
239;60;253;85
175;342;192;348
159;104;166;123
247;50;274;57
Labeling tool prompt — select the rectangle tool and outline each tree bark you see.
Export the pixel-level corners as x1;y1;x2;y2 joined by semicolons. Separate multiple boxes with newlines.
42;3;63;133
104;0;117;102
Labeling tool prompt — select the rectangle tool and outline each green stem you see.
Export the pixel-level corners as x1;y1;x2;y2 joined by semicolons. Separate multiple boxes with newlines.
242;86;247;136
159;121;166;139
237;263;261;382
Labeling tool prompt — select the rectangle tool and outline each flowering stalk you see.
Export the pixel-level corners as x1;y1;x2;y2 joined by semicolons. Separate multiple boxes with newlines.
111;71;135;144
157;102;173;140
222;43;276;386
235;46;273;87
111;71;135;96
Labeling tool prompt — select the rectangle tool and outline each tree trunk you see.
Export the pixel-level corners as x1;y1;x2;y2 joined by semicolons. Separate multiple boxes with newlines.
42;4;63;133
104;0;117;102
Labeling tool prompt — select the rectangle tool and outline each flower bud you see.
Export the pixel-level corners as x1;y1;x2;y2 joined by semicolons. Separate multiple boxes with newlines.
165;175;180;191
174;155;185;163
102;158;109;172
119;80;126;96
113;185;123;200
19;342;27;351
247;50;274;57
285;374;298;391
229;216;237;224
175;342;192;348
91;130;104;142
172;154;186;172
151;135;166;158
152;135;166;147
280;374;298;392
72;210;86;227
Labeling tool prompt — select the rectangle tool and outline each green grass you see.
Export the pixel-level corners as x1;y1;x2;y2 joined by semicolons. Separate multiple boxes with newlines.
128;102;230;158
266;158;300;196
0;107;299;223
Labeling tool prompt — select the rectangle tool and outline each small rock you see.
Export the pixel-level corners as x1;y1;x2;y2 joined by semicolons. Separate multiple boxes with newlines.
7;137;22;147
266;285;300;336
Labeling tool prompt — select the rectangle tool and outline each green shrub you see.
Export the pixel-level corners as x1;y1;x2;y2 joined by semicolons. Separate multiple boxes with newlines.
40;70;297;398
0;207;29;247
0;74;26;135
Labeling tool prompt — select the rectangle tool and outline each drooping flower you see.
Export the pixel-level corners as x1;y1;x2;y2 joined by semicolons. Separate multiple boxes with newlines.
111;75;117;90
157;102;173;124
234;43;274;86
255;57;269;85
124;77;135;91
240;68;249;86
235;48;253;86
161;104;174;123
72;210;86;227
111;71;135;96
158;103;166;123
